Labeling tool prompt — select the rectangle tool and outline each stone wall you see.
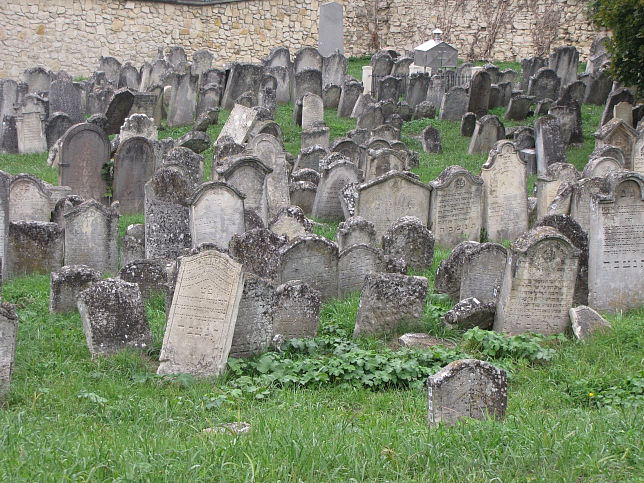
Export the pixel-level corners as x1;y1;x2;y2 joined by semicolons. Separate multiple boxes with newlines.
0;0;602;79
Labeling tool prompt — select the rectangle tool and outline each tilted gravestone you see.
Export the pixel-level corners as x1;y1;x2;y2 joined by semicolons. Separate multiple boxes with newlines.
429;166;483;248
439;87;468;121
494;226;580;335
221;64;265;110
434;243;482;300
190;182;246;251
569;177;609;235
338;244;387;297
269;205;314;239
49;79;83;124
535;163;580;220
322;51;347;87
337;78;363;118
312;159;362;221
600;88;635;127
336;216;377;251
247;133;291;218
520;57;548;93
355;171;432;244
549;46;579;89
59;123;110;202
64;200;119;274
45;112;73;150
9;174;51;222
49;265;102;313
569;305;611;341
467;115;505;155
480;141;528;243
353;272;427;337
163;146;203;185
331;138;361;166
505;95;534;122
120;223;145;267
77;278;151;358
98;56;122;85
144;166;196;260
0;303;18;399
459;243;507;303
467;70;491;118
6;221;64;279
382;216;434;271
301;93;325;130
113;136;155;214
588;172;644;313
427;359;507;426
364;148;407;181
278;234;339;301
157;249;244;377
272;280;321;339
217;103;259;145
104;88;135;135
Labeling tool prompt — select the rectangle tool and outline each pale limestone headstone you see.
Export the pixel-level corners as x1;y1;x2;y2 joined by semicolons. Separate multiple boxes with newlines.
189;182;246;251
480;141;528;243
0;303;18;399
467;115;505;155
427;359;507;426
570;177;609;234
569;305;611;340
594;119;637;170
337;244;386;297
631;128;644;175
494;226;580;335
336;216;377;251
582;156;624;179
166;73;198;127
355;171;431;243
588;172;644;313
381;216;434;271
9;174;51;222
16;95;47;154
158;249;244;377
362;66;373;95
613;101;633;127
429;166;483;248
269;205;313;239
535;163;580;220
278;234;339;301
0;172;10;279
312;159;362;221
64;200;119;274
216;104;259;144
301;93;325;130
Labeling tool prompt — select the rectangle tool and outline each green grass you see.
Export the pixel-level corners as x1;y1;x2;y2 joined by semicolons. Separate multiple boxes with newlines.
0;59;642;481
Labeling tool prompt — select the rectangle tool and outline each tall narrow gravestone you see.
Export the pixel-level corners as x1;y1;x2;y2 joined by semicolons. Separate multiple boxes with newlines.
59;123;110;202
113;136;155;214
427;359;507;426
0;172;10;278
157;249;244;377
494;226;580;335
588;172;644;313
480;141;528;243
319;2;344;57
0;303;18;398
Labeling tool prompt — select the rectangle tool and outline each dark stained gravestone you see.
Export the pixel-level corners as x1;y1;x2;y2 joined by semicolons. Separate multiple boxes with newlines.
104;88;135;135
113;136;155;214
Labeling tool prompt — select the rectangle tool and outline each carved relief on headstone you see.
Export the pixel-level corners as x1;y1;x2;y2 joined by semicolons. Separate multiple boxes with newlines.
594;119;637;170
157;249;244;377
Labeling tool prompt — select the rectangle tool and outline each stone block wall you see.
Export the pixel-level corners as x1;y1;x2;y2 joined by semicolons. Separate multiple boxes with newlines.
0;0;602;79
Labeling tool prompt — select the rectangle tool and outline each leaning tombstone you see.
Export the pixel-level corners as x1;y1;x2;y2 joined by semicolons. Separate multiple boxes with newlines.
442;299;496;330
247;133;291;217
219;155;272;223
364;148;407;181
278;234;339;301
382;216;434;271
338;244;387;297
467;115;505;155
439;87;468;121
427;359;507;426
534;115;567;174
599;87;635;127
549;46;579;88
337;78;363;118
144;166;196;260
459;243;507;303
0;303;18;399
569;305;611;341
535;163;581;220
6;221;64;279
229;275;275;358
504;95;533;122
216;103;259;144
59;123;110;202
64;200;119;274
434;242;480;300
272;280;321;339
312;159;362;221
494;226;580;335
49;79;83;124
353;272;427;337
569;177;609;234
157;249;244;376
16;95;47;154
528;68;561;102
480;141;528;243
77;278;151;358
49;265;102;313
588;172;644;313
163;146;204;184
336;216;377;251
429;166;483;248
0;172;9;278
460;112;476;137
229;228;287;281
189;182;246;251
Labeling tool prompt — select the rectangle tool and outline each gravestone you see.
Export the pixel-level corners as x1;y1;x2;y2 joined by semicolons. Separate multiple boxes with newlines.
382;216;434;271
118;259;168;302
480;141;528;242
322;52;347;89
504;95;533;121
229;228;287;281
494;226;580;335
467;115;505;155
158;249;244;376
583;69;612;106
301;93;325;130
331;138;360;165
45;112;73;150
220;155;272;223
302;126;330;151
165;46;188;70
49;80;83;124
560;80;586;107
429;166;483;248
294;145;329;172
439;87;468;121
528;68;561;102
104;88;135;135
144;166;195;260
312;159;362;221
336;216;377;251
633;129;644;175
582;156;623;179
119;63;141;90
337;244;386;297
221;63;264;110
0;303;18;399
376;75;401;102
536;163;580;220
549;46;579;89
355;171;432;243
406;73;430;110
548;102;583;145
322;84;342;109
120;227;145;268
191;49;214;78
0;172;9;278
467;71;491;118
278;234;339;301
319;2;344;56
113;136;155;214
599;87;635;126
337;78;363;118
569;305;611;341
585;36;611;74
442;298;496;330
49;265;102;313
364;148;407;181
588;172;644;313
422;126;442;154
64;200;119;274
190;182;246;251
163;147;203;185
216;103;259;144
166;73;198;127
9;174;51;222
613;101;633;126
520;57;548;93
460;243;507;303
98;56;122;85
264;65;292;105
59;123;110;202
229;275;275;358
535;115;567;174
6;221;64;279
119;114;157;142
460;112;476;137
594;119;637;170
272;280;321;339
16;95;47;154
434;242;481;300
247;133;291;218
427;359;507;426
294;47;323;74
269;205;314;239
353;273;427;337
569;177;609;234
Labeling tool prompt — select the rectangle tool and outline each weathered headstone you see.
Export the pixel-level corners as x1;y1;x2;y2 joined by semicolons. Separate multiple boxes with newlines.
460;112;476;137
104;88;135;135
338;244;386;297
480;141;528;242
439;87;468;121
588;172;644;313
0;172;9;278
216;103;259;144
301;93;325;130
353;272;427;337
336;216;377;251
337;78;363;118
442;297;496;330
49;79;83;124
45;112;73;150
459;243;507;303
504;95;533;122
6;221;64;279
247;133;291;217
535;115;567;174
549;46;578;89
16;95;47;154
228;228;287;281
0;303;18;398
113;136;155;214
382;216;434;271
364;148;407;181
312;159;362;221
294;47;323;74
166;73;198;127
594;119;637;170
64;200;119;274
294;69;323;100
467;71;491;118
272;280;321;339
163;146;203;185
569;305;611;341
49;265;102;313
536;163;580;220
427;359;507;426
468;115;505;155
158;249;244;376
528;68;561;102
600;88;635;127
494;226;580;335
421;126;442;154
9;174;51;222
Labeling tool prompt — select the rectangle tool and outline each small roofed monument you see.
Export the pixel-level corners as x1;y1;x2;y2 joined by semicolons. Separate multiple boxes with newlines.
414;29;458;73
